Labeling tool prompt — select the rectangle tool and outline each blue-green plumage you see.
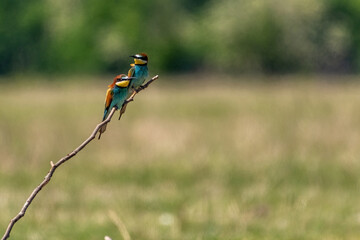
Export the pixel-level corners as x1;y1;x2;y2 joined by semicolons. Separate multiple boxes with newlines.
128;53;149;96
102;85;129;121
98;74;134;139
130;64;149;89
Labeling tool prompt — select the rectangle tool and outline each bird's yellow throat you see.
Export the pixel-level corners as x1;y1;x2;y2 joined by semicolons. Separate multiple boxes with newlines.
115;80;130;87
134;59;147;65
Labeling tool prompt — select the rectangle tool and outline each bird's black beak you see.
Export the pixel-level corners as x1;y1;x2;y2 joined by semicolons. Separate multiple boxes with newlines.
129;55;136;58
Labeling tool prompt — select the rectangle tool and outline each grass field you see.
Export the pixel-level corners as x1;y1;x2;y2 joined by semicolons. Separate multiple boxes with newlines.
1;75;360;240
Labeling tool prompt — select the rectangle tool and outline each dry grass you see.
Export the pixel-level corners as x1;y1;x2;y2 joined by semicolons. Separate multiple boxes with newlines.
1;76;360;239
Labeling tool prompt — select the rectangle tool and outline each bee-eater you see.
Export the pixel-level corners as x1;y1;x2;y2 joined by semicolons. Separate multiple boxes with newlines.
116;53;149;120
128;53;149;93
98;74;134;139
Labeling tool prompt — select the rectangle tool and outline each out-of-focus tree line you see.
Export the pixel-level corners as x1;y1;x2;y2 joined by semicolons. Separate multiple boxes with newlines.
0;0;359;75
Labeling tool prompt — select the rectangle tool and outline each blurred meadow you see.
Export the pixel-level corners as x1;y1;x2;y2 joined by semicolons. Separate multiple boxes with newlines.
2;76;360;240
2;0;360;239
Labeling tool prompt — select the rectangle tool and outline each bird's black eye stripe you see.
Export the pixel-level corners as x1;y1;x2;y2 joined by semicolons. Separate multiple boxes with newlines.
133;54;148;61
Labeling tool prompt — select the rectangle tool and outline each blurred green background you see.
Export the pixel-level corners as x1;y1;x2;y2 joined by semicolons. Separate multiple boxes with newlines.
1;0;360;75
2;1;360;240
2;78;360;240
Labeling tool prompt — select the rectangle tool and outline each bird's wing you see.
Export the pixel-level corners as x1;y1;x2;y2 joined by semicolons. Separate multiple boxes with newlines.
128;66;135;77
104;87;114;108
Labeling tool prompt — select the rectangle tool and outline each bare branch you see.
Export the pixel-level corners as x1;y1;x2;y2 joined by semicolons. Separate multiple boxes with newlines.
1;75;159;240
1;107;116;240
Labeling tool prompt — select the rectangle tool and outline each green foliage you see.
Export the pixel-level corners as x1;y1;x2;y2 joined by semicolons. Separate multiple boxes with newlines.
0;0;47;73
0;0;359;75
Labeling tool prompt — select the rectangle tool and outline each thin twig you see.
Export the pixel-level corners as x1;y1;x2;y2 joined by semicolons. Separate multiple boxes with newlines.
1;108;115;240
1;75;159;240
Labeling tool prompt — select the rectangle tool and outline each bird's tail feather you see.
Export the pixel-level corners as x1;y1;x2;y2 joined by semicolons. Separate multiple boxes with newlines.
103;108;109;121
98;108;109;139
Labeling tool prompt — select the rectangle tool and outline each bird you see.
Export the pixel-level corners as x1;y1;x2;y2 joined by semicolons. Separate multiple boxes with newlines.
117;53;149;120
98;74;134;139
128;53;149;93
